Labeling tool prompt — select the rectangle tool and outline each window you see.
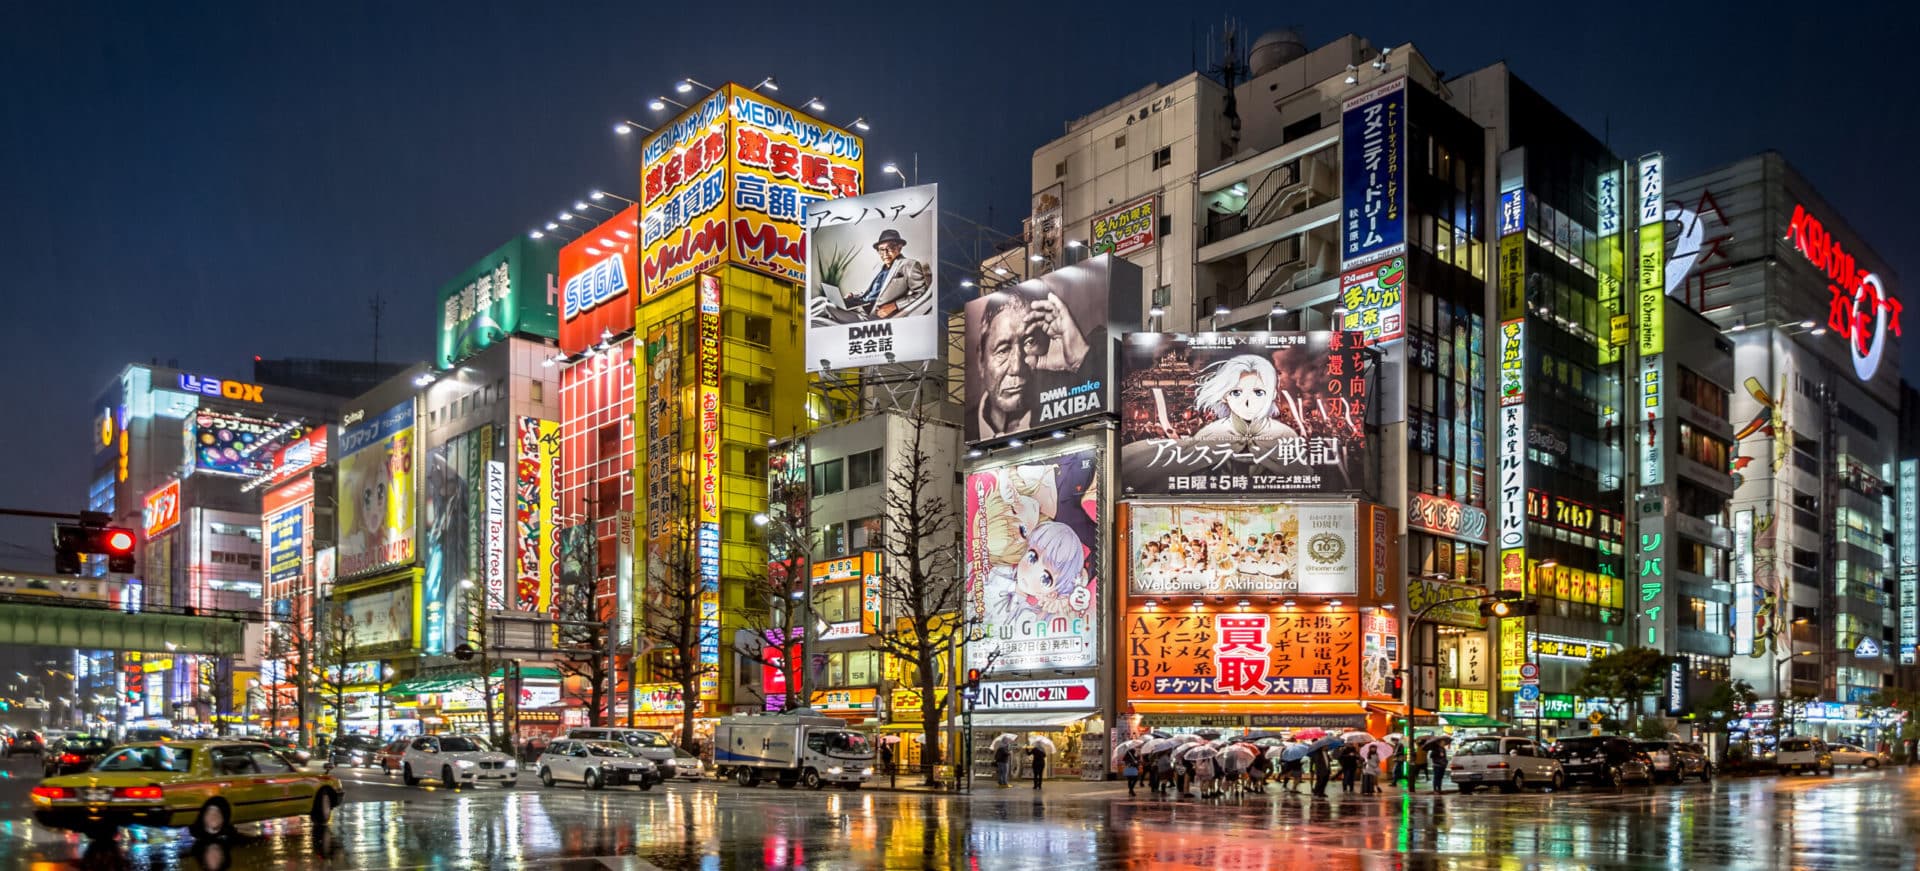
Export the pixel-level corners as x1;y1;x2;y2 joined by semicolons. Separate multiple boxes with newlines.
530;381;543;403
210;747;256;775
846;651;878;685
597;424;620;462
816;521;846;559
1151;146;1172;170
742;315;772;347
249;749;293;774
1053;160;1066;179
1677;368;1728;418
596;478;619;520
849;516;884;551
811;459;844;496
743;380;771;412
1113;134;1127;149
846;450;882;490
816;583;852;623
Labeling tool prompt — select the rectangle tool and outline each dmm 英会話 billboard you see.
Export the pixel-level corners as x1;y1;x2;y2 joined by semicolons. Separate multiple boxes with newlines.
804;183;940;371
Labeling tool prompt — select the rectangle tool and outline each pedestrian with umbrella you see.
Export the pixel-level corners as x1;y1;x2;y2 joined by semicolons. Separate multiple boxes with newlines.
992;733;1019;788
1276;742;1310;791
1114;739;1145;796
1360;740;1391;795
1425;735;1451;793
1308;741;1333;797
1336;740;1361;793
1027;735;1054;790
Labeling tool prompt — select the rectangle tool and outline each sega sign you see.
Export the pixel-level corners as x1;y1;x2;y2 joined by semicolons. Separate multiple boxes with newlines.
177;373;263;403
556;205;639;355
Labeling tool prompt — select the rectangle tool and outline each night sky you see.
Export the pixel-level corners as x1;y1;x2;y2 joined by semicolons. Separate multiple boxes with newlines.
1;2;1912;562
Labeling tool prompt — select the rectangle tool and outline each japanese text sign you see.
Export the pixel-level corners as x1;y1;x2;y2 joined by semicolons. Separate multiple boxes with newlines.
1340;78;1406;269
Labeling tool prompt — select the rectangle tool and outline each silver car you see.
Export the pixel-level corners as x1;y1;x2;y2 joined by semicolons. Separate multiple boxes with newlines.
536;739;659;790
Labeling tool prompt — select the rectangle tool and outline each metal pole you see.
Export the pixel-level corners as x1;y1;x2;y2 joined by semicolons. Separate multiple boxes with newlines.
604;615;618;727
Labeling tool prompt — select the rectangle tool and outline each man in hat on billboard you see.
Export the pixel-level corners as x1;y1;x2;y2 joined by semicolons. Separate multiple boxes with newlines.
843;228;932;319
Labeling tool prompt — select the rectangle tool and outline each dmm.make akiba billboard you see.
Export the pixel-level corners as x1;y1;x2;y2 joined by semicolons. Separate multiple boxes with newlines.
640;83;864;298
558;205;639;355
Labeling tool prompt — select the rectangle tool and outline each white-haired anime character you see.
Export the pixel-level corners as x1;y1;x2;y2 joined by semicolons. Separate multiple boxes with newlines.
1190;354;1300;448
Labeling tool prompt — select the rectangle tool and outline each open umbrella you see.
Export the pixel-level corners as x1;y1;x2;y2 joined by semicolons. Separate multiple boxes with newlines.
1385;733;1406;745
1183;743;1222;762
1029;734;1057;755
1252;737;1287;748
1309;736;1346;754
991;733;1021;750
1418;734;1453;750
1221;743;1258;772
1292;727;1328;742
1341;731;1376;745
1142;738;1180;756
1173;742;1211;762
1279;742;1313;763
878;735;903;745
1239;732;1285;743
1111;738;1147;767
1194;728;1223;740
1148;730;1172;739
1360;740;1396;765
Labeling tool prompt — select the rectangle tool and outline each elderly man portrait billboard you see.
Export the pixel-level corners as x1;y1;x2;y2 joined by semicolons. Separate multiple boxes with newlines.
963;445;1102;673
961;255;1141;444
1118;331;1373;496
805;184;940;371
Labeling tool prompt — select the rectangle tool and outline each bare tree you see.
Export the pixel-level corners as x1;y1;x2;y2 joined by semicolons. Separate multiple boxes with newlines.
458;585;511;751
552;524;611;726
312;603;359;739
733;458;814;713
640;471;711;752
871;409;967;784
264;613;315;741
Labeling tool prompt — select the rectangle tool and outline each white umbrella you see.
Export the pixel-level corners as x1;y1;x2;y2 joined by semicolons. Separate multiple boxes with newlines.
1171;742;1205;762
1340;730;1376;745
1142;738;1180;756
1264;745;1290;762
991;733;1020;750
1221;743;1258;772
1111;738;1147;767
1183;744;1222;762
1028;734;1057;755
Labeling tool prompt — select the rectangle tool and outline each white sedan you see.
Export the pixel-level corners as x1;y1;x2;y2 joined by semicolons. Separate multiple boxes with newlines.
398;734;519;788
1828;743;1890;769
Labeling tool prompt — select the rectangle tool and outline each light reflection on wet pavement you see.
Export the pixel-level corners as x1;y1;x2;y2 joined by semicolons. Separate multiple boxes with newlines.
0;765;1914;869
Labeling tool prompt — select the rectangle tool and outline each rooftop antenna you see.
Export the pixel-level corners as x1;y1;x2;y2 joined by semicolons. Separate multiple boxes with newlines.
369;293;386;364
1209;17;1245;146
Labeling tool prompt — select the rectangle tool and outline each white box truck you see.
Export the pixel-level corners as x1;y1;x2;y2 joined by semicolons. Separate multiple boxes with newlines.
713;711;875;790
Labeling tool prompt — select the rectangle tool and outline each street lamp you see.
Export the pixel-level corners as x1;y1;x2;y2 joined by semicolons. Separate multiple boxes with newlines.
1402;588;1533;777
648;96;689;113
881;163;906;187
675;77;712;94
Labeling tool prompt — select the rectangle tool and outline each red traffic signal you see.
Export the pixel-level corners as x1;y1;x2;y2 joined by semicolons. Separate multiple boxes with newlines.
964;668;982;688
103;529;135;553
53;522;138;575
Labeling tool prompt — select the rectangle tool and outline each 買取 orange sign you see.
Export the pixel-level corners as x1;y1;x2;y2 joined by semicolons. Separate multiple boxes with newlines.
1124;607;1381;704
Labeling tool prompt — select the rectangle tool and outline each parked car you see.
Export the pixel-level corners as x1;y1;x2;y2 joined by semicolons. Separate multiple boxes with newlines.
327;734;387;769
563;727;679;769
398;734;517;788
669;747;707;781
44;736;116;777
1447;736;1563;793
377;738;410;775
1774;736;1835;775
123;727;175;744
1636;740;1713;783
30;741;342;840
536;740;659;790
260;735;311;765
1827;742;1890;769
1551;736;1653;787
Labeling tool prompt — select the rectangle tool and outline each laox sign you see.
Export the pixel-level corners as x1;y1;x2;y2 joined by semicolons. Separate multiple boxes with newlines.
1787;204;1902;380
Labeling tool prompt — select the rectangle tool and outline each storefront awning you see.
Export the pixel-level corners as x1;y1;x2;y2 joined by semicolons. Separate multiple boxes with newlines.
969;711;1094;730
386;677;468;697
1440;713;1510;728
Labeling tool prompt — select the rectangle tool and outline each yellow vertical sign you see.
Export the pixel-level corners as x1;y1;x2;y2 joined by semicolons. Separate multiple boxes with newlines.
1635;156;1665;357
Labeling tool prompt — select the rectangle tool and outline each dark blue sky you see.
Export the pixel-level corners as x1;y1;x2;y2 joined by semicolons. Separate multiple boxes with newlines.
1;2;1912;561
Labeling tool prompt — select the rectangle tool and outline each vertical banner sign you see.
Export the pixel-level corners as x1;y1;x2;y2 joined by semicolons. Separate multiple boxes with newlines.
616;509;635;646
696;274;723;700
1496;166;1527;694
1734;509;1756;656
485;460;507;610
1900;459;1917;664
1340;78;1407;270
1596;168;1626;364
1636;154;1666;489
514;418;558;613
643;322;679;652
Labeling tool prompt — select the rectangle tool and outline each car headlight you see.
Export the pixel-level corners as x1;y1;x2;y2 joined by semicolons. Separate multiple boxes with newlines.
505;760;517;769
862;767;874;776
828;766;843;775
455;760;476;768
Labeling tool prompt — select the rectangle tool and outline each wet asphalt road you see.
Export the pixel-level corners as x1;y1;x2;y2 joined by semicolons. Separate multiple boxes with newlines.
0;754;1913;870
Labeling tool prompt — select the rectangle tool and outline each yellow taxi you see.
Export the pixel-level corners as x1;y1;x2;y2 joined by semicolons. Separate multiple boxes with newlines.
30;740;343;839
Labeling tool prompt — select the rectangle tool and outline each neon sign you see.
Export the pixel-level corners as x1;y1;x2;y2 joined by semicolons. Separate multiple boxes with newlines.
178;373;263;403
1786;203;1902;381
561;251;629;320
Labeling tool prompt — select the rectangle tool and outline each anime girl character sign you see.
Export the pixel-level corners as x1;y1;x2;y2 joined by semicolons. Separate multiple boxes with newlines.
963;445;1102;673
1117;332;1374;496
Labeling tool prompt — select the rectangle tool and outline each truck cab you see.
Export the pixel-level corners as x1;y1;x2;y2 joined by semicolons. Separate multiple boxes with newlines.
715;712;874;790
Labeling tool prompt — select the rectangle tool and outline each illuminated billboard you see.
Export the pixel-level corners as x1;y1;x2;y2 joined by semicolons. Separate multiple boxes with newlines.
1339;78;1406;269
963;444;1101;673
143;479;181;538
558;206;640;355
260;425;328;490
343;584;414;651
1117;331;1373;496
810;552;883;639
1127;502;1358;597
514;417;558;613
1336;255;1406;346
190;409;291;478
960;255;1142;444
804;183;940;370
1124;606;1396;702
1089;195;1157;258
640;83;865;298
337;400;416;580
435;235;560;369
262;473;315;590
422;424;490;654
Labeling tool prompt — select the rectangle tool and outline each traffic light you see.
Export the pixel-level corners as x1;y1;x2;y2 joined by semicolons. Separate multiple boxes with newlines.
1479;598;1541;618
1389;671;1405;695
53;521;137;575
453;643;477;662
962;668;982;703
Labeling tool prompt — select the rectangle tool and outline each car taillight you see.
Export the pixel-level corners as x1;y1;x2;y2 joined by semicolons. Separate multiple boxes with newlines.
114;786;164;800
59;753;81;765
30;786;73;800
1487;762;1508;769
